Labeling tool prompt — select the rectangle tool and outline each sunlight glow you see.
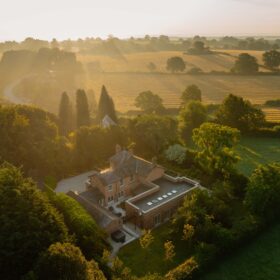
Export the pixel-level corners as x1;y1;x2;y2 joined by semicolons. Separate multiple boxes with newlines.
1;0;279;41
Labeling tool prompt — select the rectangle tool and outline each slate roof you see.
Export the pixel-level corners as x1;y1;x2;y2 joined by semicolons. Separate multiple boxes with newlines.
92;150;155;186
101;115;116;128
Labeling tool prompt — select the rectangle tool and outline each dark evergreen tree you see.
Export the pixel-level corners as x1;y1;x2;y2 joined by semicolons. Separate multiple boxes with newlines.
76;89;90;128
58;92;72;135
97;85;118;123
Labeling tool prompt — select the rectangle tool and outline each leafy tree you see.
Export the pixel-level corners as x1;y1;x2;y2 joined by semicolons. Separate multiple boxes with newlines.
166;57;186;73
140;230;154;250
178;101;207;142
263;50;280;69
72;125;127;171
164;144;187;164
97;85;118;123
128;115;177;157
232;53;259;74
181;85;202;104
0;164;69;279
135;91;165;114
164;241;175;262
58;92;73;135
35;242;106;280
182;224;195;241
192;123;240;176
76;89;90;128
216;94;265;132
111;256;133;280
173;188;233;252
245;163;280;221
0;105;71;178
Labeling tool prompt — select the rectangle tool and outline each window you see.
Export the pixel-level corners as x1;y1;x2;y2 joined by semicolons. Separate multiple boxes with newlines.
153;213;161;226
107;185;112;192
130;174;134;182
108;196;113;203
120;178;124;186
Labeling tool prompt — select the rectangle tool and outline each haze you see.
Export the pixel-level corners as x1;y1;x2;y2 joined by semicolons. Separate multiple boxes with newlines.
1;0;279;41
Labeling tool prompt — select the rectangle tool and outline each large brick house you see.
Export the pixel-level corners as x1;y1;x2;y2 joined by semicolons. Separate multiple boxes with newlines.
69;145;201;233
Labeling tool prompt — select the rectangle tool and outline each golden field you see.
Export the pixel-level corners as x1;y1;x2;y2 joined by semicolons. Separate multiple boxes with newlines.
78;51;280;122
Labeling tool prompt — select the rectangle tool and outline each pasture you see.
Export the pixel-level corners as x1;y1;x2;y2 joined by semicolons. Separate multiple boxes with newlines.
236;136;280;175
202;223;280;280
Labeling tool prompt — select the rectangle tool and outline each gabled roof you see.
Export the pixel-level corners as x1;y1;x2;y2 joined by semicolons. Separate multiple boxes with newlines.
101;115;116;128
91;150;156;186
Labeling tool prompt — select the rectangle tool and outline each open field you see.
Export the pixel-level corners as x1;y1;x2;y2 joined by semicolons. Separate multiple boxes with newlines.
201;223;280;280
78;51;237;73
236;136;280;175
78;50;268;73
79;51;280;120
262;107;280;122
85;72;280;117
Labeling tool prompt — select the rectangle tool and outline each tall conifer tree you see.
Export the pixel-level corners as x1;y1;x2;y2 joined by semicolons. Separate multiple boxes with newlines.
58;92;72;135
76;89;90;128
97;85;118;123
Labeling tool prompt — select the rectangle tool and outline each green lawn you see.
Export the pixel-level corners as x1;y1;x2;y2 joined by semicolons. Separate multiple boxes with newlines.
236;136;280;175
118;222;190;276
201;223;280;280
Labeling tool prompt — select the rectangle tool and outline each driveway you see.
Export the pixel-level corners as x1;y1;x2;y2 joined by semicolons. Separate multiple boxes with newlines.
55;171;94;193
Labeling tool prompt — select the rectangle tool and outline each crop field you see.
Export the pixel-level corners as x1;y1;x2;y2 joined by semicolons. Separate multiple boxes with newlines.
262;107;280;122
85;72;280;117
77;51;280;121
78;51;237;73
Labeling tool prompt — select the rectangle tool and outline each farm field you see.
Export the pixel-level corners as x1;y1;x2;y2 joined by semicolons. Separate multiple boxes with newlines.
236;136;280;175
78;51;237;73
85;72;280;115
201;223;280;280
262;107;280;122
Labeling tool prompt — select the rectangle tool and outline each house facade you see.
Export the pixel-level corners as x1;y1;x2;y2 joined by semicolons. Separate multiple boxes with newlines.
69;145;201;233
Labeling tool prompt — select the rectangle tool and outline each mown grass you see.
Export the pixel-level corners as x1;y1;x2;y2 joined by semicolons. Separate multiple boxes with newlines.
118;222;190;276
236;136;280;175
201;223;280;280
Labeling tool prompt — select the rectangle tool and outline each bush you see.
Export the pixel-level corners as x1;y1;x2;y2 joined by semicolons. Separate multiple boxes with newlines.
49;193;109;260
165;257;198;280
35;242;106;280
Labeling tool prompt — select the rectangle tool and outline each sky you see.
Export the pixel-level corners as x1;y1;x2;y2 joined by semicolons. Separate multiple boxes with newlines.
0;0;279;41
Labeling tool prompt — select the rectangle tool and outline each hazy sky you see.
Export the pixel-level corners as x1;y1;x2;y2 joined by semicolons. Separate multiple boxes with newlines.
1;0;279;41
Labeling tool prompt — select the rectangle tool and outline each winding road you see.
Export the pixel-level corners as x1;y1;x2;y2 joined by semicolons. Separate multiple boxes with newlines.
3;75;34;104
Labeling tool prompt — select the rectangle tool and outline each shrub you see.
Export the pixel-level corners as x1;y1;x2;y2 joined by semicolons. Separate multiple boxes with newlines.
49;193;109;260
165;257;198;280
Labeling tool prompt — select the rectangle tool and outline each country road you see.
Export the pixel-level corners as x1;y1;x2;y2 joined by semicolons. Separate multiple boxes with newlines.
3;75;34;104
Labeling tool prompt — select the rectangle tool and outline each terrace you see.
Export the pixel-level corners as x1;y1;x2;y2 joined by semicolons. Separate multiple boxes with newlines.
127;175;199;213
